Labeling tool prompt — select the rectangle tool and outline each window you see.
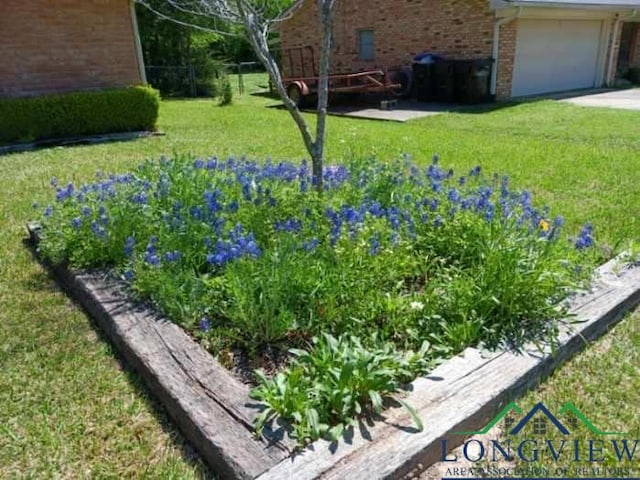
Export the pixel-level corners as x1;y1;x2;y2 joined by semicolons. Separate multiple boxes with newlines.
358;30;375;61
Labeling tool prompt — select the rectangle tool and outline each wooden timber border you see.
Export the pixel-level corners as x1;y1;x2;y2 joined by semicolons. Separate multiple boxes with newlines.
27;222;640;479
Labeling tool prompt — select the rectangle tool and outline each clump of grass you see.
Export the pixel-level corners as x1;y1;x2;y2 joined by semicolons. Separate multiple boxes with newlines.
36;153;597;443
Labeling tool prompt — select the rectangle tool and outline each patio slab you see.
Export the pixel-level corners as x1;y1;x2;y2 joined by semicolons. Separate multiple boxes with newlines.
326;100;455;122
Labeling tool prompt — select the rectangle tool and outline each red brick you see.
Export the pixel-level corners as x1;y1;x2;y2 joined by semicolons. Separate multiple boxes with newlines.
0;0;142;97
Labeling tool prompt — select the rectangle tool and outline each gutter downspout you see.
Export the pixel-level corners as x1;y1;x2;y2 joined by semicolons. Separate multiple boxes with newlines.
130;0;148;84
490;6;522;97
606;9;638;86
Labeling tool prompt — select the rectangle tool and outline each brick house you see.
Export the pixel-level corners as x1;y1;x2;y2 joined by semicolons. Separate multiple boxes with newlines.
0;0;146;98
278;0;640;100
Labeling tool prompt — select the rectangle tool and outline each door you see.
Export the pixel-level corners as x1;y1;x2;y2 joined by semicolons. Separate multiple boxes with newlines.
511;19;603;97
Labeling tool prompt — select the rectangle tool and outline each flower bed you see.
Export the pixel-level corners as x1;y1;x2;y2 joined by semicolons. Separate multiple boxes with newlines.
36;154;596;443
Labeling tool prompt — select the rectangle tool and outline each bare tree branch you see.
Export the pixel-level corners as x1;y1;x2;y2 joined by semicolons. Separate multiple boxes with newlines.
137;0;335;192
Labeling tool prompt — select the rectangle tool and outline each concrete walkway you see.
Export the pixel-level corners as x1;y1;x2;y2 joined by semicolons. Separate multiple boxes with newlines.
560;88;640;110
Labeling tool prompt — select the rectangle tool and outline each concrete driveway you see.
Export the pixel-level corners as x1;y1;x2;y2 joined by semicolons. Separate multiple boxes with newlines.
561;88;640;110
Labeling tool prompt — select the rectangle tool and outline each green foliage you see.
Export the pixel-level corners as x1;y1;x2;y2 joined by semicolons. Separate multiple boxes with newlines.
250;334;430;443
36;153;598;444
136;0;259;97
0;86;160;145
217;76;234;106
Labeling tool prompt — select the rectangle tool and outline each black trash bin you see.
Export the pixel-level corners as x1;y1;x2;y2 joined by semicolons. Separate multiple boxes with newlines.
412;53;439;101
433;58;456;103
454;58;493;104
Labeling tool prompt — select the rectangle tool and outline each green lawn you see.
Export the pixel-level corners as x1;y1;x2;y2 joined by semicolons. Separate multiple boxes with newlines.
1;74;638;477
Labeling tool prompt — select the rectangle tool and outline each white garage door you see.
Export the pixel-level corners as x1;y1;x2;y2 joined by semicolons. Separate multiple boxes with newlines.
511;19;603;97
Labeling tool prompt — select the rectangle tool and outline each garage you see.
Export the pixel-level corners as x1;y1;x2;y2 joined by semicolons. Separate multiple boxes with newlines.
511;19;604;97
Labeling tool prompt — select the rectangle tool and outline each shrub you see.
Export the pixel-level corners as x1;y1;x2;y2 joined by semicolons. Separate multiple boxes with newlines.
0;85;160;145
217;76;234;106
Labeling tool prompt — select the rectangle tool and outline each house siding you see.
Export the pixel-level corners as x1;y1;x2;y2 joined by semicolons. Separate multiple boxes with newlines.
0;0;142;98
279;0;495;77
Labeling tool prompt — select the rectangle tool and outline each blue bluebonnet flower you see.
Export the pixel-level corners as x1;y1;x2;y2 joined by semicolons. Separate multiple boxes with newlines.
190;206;204;220
447;188;461;204
44;205;53;217
434;216;443;228
194;159;205;169
204;189;223;213
206;226;261;267
275;218;303;233
164;250;182;262
124;237;135;257
81;206;92;217
131;191;148;204
575;224;594;250
146;254;160;266
199;318;211;332
71;217;82;229
469;166;482;177
369;234;381;255
554;216;565;228
123;270;135;282
90;221;106;238
56;183;75;202
302;238;319;252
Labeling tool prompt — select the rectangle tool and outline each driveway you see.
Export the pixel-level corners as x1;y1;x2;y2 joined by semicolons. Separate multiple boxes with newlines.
561;88;640;110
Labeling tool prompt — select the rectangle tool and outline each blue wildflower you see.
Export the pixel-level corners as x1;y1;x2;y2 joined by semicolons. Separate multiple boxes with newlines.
194;159;205;169
90;222;106;238
123;270;135;282
575;224;594;250
199;318;212;332
124;237;135;257
146;254;160;266
44;205;53;217
164;251;182;262
302;238;319;252
369;234;381;256
71;217;82;229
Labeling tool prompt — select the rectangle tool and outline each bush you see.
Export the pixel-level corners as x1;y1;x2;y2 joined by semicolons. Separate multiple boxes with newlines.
0;85;160;145
217;76;234;106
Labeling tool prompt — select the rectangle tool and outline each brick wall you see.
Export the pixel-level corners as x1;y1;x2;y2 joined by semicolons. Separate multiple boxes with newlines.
0;0;142;98
279;0;495;77
495;20;516;100
628;23;640;69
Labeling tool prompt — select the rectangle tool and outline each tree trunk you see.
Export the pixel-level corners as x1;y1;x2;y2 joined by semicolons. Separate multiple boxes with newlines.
312;0;336;194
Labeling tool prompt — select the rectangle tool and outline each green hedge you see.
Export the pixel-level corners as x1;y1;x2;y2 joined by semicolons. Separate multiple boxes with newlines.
0;85;160;145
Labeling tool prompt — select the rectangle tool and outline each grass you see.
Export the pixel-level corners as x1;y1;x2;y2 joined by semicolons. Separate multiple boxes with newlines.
1;73;638;476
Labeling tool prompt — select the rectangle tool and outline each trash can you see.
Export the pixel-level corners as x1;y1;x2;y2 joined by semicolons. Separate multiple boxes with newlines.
453;58;493;104
434;58;456;103
412;53;439;101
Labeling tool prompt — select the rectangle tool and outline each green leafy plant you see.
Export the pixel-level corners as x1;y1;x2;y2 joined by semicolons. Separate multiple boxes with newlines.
250;334;429;443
